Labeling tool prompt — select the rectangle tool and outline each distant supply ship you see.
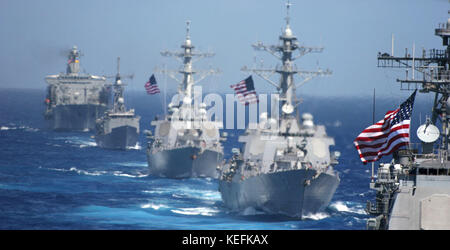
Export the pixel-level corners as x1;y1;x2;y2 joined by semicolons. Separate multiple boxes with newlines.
44;46;111;131
145;21;225;179
218;2;340;218
95;57;140;150
361;13;450;230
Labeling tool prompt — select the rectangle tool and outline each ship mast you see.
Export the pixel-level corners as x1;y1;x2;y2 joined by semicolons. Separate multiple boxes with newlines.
111;57;133;113
66;45;81;75
242;1;331;117
377;13;450;161
156;21;220;108
113;57;124;113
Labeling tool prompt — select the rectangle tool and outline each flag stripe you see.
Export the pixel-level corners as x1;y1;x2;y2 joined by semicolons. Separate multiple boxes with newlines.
355;133;410;152
145;74;160;95
355;123;410;141
353;90;416;164
230;76;259;105
356;142;410;162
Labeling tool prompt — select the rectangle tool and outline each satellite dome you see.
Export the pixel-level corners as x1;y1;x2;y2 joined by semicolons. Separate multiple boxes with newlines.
302;113;313;121
303;120;314;127
282;104;294;114
183;96;192;105
284;26;293;37
260;112;268;121
118;97;124;103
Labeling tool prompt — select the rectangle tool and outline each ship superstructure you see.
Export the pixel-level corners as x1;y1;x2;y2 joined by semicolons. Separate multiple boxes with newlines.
146;21;224;179
44;46;111;131
218;2;340;218
366;14;450;230
95;57;140;150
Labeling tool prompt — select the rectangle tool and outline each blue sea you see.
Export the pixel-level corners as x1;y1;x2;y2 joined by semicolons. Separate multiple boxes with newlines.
0;88;432;230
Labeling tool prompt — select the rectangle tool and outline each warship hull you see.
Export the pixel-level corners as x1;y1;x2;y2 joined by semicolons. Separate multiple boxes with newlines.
147;146;223;179
95;125;139;150
388;174;450;230
46;104;107;131
219;169;340;218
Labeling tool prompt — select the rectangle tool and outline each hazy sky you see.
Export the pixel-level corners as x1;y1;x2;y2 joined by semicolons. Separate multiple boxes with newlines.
0;0;448;98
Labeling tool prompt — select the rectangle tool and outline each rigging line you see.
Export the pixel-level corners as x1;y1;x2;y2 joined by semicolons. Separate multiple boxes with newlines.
164;63;167;117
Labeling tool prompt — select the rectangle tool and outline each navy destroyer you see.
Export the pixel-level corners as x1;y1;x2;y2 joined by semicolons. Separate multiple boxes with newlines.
218;2;340;218
95;57;140;150
44;46;111;131
364;14;450;230
145;21;224;179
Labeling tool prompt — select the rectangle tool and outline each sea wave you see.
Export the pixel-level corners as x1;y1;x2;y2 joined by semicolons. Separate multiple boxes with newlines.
112;171;148;178
40;166;107;176
0;125;39;132
0;126;11;130
69;167;107;176
171;188;221;202
140;203;169;210
54;136;97;148
330;201;366;215
143;186;221;202
115;162;148;168
239;207;265;216
302;212;330;220
170;207;219;216
42;166;146;178
126;143;142;150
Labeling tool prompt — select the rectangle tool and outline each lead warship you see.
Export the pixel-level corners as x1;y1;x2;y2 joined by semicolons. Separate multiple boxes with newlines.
365;14;450;230
218;3;340;218
146;21;224;179
44;46;111;131
95;57;140;150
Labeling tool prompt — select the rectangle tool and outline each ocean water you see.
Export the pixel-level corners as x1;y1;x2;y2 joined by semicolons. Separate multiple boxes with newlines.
0;88;432;230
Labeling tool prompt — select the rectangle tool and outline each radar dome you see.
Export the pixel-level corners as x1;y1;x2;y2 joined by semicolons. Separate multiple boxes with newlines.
302;113;313;121
183;96;192;105
284;26;293;37
260;112;268;121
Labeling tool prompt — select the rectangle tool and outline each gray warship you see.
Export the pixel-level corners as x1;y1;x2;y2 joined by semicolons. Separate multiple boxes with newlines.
44;46;111;131
95;57;140;150
365;14;450;230
218;3;340;218
145;21;224;179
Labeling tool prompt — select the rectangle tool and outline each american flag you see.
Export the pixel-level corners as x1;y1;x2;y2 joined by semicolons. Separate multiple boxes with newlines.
354;90;417;164
145;74;160;95
230;75;259;105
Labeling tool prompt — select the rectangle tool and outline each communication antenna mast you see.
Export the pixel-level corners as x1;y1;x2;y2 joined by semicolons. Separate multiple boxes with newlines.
155;20;221;107
377;14;450;159
241;0;332;116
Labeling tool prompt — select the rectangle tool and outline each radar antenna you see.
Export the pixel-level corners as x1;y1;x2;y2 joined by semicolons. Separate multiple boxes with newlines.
155;21;221;106
377;13;450;159
242;1;332;115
